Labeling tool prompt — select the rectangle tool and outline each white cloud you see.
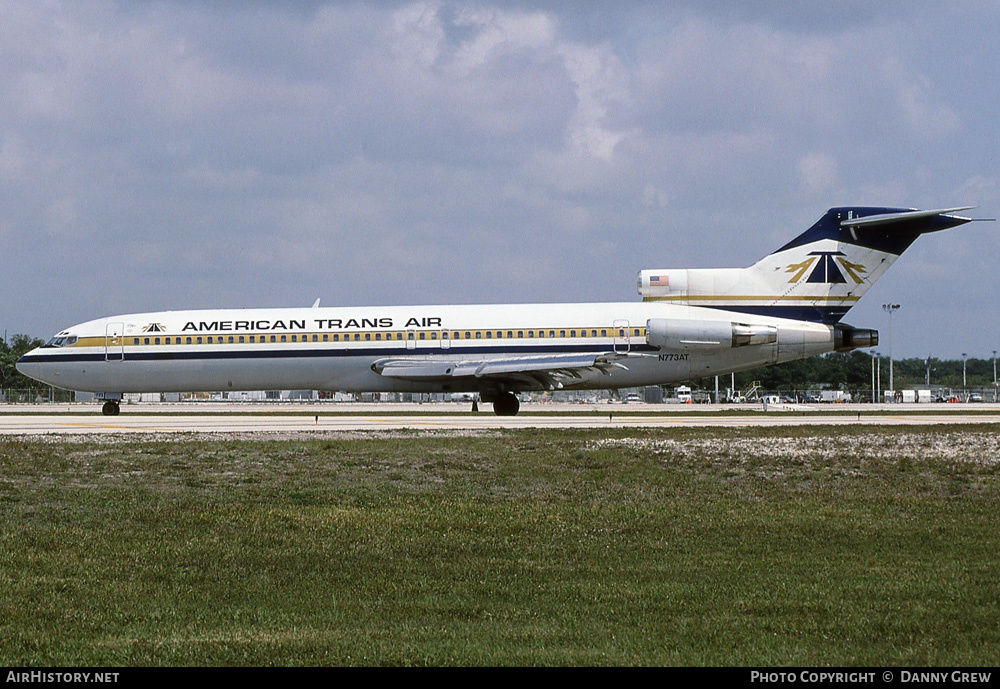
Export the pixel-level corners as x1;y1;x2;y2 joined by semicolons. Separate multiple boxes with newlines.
797;152;840;199
881;58;962;139
559;42;632;160
450;5;555;71
954;176;999;207
389;1;446;68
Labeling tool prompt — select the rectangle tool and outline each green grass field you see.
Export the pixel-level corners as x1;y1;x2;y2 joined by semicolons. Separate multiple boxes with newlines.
2;425;999;666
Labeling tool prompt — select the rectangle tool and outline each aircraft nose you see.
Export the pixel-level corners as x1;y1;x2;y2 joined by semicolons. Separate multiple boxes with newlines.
16;351;42;380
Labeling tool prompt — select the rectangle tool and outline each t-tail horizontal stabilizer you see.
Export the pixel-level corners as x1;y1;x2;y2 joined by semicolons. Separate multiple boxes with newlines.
638;206;988;324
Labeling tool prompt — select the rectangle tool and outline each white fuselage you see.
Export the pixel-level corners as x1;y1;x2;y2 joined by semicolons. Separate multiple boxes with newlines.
17;301;837;396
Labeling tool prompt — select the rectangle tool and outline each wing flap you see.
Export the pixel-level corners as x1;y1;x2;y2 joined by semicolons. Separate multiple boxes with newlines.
376;360;460;378
467;353;613;377
373;352;627;383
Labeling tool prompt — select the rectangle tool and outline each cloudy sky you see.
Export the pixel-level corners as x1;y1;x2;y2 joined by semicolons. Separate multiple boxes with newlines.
2;1;997;359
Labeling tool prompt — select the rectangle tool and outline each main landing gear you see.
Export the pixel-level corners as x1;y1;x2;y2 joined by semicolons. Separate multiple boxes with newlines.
491;392;520;417
101;400;121;416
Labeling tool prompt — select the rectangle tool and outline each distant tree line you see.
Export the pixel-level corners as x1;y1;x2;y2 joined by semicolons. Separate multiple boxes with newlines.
1;334;46;392
696;350;999;393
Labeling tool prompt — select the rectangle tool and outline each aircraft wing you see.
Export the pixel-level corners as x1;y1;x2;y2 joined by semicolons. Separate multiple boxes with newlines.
372;352;629;390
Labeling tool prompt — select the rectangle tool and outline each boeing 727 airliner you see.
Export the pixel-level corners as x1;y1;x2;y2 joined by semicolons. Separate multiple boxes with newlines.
17;206;981;415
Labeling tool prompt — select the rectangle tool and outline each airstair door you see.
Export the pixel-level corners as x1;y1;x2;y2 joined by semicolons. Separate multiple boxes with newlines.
105;322;125;361
613;319;630;354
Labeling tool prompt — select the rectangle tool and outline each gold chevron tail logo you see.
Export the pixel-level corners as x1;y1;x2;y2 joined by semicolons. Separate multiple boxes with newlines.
785;257;818;283
835;257;867;284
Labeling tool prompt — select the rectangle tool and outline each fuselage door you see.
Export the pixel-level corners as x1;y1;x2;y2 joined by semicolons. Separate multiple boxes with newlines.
614;319;630;354
105;322;125;361
406;329;416;350
440;330;451;350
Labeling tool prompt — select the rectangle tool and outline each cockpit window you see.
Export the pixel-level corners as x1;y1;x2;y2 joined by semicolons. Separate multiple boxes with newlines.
43;336;78;348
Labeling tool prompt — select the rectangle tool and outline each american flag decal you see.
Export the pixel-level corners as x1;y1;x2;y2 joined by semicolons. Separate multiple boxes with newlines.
650;275;669;285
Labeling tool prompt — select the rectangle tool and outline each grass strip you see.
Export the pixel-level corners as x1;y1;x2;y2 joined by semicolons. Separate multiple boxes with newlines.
2;426;998;665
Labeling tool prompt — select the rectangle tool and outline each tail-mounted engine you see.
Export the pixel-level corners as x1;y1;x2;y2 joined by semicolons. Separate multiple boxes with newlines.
646;318;777;350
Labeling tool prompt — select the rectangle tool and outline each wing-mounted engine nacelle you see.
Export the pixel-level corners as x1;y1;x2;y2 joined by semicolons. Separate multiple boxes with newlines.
646;318;777;350
833;325;879;352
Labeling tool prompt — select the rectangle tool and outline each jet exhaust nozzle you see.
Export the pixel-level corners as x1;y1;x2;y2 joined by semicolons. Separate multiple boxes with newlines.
834;325;878;352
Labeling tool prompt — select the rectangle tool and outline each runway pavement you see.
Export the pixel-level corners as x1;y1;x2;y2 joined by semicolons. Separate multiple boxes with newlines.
2;402;999;435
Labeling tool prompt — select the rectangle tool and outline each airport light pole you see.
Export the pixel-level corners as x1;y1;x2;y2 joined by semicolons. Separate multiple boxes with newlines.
962;352;967;389
873;351;880;403
871;350;877;404
883;304;900;395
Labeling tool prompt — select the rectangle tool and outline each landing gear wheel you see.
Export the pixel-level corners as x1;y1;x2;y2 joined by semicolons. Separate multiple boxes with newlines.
493;392;520;416
101;401;120;416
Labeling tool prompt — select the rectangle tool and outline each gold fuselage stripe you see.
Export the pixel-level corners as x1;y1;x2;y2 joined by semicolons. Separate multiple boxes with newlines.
64;325;648;349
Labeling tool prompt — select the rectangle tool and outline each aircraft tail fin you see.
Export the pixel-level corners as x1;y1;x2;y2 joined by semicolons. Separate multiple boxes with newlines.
638;206;982;324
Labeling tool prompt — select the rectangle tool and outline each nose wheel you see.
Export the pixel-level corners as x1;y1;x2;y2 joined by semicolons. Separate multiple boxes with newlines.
101;400;120;416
